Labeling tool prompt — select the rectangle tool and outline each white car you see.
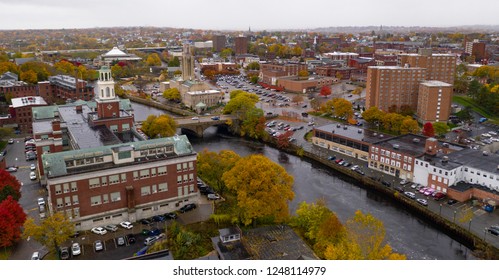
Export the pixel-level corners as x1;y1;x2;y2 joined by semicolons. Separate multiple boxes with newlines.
30;172;37;180
207;193;221;200
119;221;133;229
37;197;45;206
191;117;199;120
8;139;14;144
91;227;107;235
31;251;40;260
416;198;428;206
71;243;81;256
30;164;36;170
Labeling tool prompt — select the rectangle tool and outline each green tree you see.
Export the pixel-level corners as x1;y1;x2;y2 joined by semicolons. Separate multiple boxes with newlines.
220;48;233;60
467;80;482;100
146;53;162;66
246;62;260;70
223;91;259;118
162;88;181;101
291;199;337;243
433;122;450;137
166;221;207;259
0;127;14;140
240;107;265;139
22;212;75;257
197;149;241;195
168;56;180;67
140;114;177;138
19;61;51;81
222;154;295;226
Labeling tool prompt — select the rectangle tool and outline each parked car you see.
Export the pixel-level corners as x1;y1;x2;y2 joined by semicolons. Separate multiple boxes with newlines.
423;188;435;196
144;233;166;246
487;227;499;236
104;224;118;232
8;138;14;144
433;192;446;201
119;221;133;229
31;251;40;260
30;164;36;170
71;243;81;256
164;212;178;220
447;199;458;205
60;247;69;260
29;171;37;180
126;234;136;244
400;179;410;185
395;186;405;193
416;198;428;206
94;240;104;251
211;116;220;120
404;192;416;199
355;168;365;175
149;228;161;236
140;218;152;225
6;166;18;172
207;193;221;200
91;227;107;235
327;155;336;161
179;203;196;213
152;215;166;222
382;181;391;187
191;117;199;120
116;236;126;246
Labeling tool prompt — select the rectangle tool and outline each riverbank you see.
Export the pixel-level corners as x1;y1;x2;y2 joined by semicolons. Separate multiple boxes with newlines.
257;133;499;259
125;94;195;117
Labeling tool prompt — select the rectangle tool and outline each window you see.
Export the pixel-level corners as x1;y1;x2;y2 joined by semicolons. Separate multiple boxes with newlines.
178;187;183;197
91;196;102;205
133;171;139;180
183;174;188;183
121;173;127;182
73;208;80;218
183;162;188;171
118;151;130;159
152;185;157;193
189;173;194;182
109;175;119;185
151;168;156;177
63;183;70;193
72;195;79;205
89;178;100;188
102;194;109;204
190;184;194;193
189;162;194;170
110;192;121;202
57;198;63;208
65;197;71;207
101;176;108;186
140;169;150;179
177;164;182;172
141;186;151;196
110;125;118;133
158;183;168;192
177;175;182;184
55;184;62;195
158;166;167;175
71;182;77;192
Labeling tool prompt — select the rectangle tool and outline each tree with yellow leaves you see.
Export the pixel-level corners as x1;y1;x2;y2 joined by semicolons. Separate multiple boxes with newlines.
146;53;162;66
22;212;75;258
222;154;294;226
331;98;354;119
140;114;177;138
197;149;240;195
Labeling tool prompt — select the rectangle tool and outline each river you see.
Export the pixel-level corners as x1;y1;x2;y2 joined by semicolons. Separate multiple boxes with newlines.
130;101;475;260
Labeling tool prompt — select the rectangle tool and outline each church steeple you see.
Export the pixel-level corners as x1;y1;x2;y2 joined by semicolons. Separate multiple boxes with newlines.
94;66;119;119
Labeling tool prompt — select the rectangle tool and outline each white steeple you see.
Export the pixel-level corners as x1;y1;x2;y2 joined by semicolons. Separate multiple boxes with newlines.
95;66;115;100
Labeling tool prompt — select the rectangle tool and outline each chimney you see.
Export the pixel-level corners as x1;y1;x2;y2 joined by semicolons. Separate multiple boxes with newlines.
425;137;438;156
52;118;61;133
75;105;82;113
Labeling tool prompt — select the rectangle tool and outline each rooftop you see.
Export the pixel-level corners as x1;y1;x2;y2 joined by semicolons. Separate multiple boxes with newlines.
368;66;425;70
445;148;499;174
373;134;429;157
187;89;221;95
420;80;452;87
11;96;47;108
315;123;393;143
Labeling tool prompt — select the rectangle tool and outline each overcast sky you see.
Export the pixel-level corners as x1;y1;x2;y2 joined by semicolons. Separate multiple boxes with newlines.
0;0;497;30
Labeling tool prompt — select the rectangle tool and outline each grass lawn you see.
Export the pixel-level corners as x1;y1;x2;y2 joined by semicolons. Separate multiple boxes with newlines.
452;95;499;124
0;140;7;152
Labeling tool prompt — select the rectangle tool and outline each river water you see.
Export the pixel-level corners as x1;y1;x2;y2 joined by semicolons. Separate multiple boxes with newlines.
130;101;475;260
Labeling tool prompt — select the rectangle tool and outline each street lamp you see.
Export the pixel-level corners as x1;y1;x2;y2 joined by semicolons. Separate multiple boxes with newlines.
468;219;472;231
453;211;457;223
439;204;442;215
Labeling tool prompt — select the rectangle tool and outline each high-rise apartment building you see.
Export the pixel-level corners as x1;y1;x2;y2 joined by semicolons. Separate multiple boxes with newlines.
398;53;457;84
234;36;248;55
365;66;426;112
416;81;453;123
213;35;226;52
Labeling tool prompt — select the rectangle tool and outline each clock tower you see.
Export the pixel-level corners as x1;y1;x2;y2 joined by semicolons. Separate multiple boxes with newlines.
95;66;120;119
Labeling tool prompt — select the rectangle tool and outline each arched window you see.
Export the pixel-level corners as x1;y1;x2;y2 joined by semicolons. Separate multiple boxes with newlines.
106;87;110;97
101;89;104;98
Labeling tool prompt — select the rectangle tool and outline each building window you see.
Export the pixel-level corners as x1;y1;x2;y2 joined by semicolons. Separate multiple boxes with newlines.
89;178;100;188
102;194;109;204
110;192;121;202
72;195;79;205
140;169;150;179
151;168;156;177
183;174;188;183
55;184;62;195
133;171;139;180
189;162;194;170
189;184;194;193
183;162;188;171
121;173;127;182
158;183;168;192
73;208;80;218
152;185;157;194
141;186;151;196
177;175;182;184
189;173;194;182
63;183;70;193
71;182;77;192
158;166;167;175
65;197;71;207
91;195;102;205
177;164;182;172
101;176;108;186
57;198;63;208
109;175;119;185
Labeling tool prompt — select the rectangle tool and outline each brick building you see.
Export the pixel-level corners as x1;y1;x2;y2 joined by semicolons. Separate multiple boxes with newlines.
276;76;333;94
260;63;308;85
398;53;457;84
213;35;226;52
366;66;427;112
315;65;354;80
234;36;249;55
465;40;486;63
416;81;453;123
31;66;200;230
181;89;223;111
9;96;48;133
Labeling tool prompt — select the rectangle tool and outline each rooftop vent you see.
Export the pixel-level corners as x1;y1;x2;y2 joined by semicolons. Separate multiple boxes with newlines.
442;156;449;163
336;124;341;128
343;125;348;130
483;151;489;156
413;138;420;143
442;143;449;148
358;129;362;133
393;144;400;149
373;133;377;136
379;134;384;138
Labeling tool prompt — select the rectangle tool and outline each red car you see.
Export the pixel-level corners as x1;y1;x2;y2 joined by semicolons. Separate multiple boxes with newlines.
335;159;344;164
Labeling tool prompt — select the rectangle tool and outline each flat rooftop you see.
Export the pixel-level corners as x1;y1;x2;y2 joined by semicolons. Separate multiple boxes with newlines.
11;96;47;108
420;80;452;87
374;134;428;157
315;123;393;143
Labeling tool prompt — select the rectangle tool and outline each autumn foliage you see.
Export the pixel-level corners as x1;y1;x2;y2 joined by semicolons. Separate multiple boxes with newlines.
0;169;22;201
0;196;27;247
422;122;435;137
319;86;332;97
